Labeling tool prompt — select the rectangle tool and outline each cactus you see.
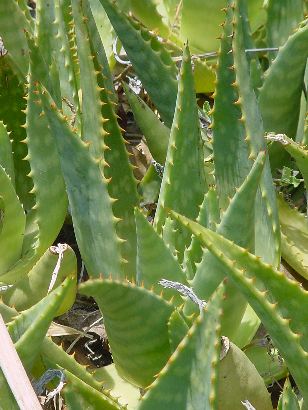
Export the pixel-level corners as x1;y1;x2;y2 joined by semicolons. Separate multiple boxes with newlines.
0;0;307;408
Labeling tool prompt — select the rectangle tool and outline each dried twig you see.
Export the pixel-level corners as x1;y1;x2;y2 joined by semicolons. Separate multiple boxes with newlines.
0;284;13;292
48;243;68;293
158;279;206;314
265;132;289;145
66;316;103;354
241;400;256;410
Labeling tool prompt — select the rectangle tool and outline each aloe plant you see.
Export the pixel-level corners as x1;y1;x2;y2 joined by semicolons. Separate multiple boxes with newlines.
0;0;307;408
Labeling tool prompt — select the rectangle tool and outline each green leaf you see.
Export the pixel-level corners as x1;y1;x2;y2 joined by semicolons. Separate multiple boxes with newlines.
238;0;263;91
233;304;260;349
161;216;178;258
130;0;170;38
138;284;223;410
304;108;308;146
59;0;81;100
0;299;107;396
191;152;265;340
0;165;25;275
247;0;266;32
36;0;57;68
26;31;62;107
278;194;308;280
26;71;68;251
0;373;18;410
0;122;15;183
0;301;16;323
266;0;304;59
82;0;116;103
16;0;35;28
296;68;308;144
183;187;220;280
277;379;300;410
99;0;178;126
154;45;206;260
88;0;115;67
217;341;272;410
269;134;308;190
280;166;303;188
0;0;31;77
161;0;181;27
0;56;33;209
171;211;308;403
167;310;189;352
180;0;225;52
8;274;76;371
259;20;308;141
135;208;187;304
212;3;251;209
244;343;287;386
41;89;123;279
94;363;141;409
233;0;281;269
193;59;216;94
35;0;68;110
139;164;161;204
72;0;139;278
2;245;77;313
54;0;81;121
41;337;104;391
0;70;68;284
79;279;174;387
124;83;170;164
71;0;106;156
64;370;125;410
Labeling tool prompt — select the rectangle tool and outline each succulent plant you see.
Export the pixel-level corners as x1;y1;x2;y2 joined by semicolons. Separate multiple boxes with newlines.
0;0;308;408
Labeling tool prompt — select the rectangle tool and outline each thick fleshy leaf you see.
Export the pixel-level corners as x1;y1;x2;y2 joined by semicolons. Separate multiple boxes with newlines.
233;0;280;268
0;0;31;77
80;279;174;387
277;379;301;410
259;20;308;143
183;187;220;280
155;45;206;260
278;194;308;280
88;0;115;67
99;0;178;126
135;208;187;304
138;284;224;410
41;89;123;279
64;370;124;410
0;70;68;284
72;0;139;278
0;165;25;275
172;211;308;402
167;310;189;352
130;0;170;38
191;152;265;341
124;84;169;164
0;122;14;183
54;0;81;120
7;275;76;371
0;56;32;209
2;245;77;313
212;3;250;209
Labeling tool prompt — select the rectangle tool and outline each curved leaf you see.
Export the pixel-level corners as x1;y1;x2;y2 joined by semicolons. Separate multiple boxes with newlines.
80;279;174;387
